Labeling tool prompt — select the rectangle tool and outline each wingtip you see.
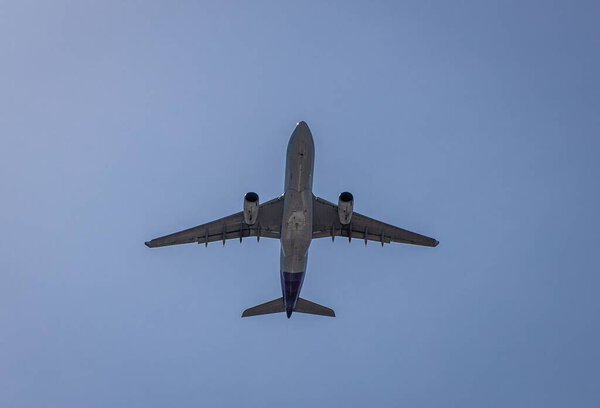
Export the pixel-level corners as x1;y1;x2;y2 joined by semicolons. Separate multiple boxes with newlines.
144;241;152;248
433;240;440;247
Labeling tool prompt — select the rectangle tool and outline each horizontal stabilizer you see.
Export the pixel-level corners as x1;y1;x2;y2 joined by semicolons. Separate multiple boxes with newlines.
242;297;285;317
295;298;335;317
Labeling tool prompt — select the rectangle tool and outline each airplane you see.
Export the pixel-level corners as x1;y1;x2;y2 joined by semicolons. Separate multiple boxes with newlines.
145;121;439;318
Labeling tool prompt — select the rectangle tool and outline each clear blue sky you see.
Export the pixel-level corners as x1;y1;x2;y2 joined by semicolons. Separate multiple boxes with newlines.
1;1;599;406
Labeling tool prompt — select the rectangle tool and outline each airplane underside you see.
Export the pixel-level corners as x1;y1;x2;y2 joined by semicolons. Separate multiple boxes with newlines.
145;121;438;318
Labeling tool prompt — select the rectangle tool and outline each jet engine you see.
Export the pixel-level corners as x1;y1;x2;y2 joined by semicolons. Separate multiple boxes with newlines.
338;192;354;225
243;192;259;225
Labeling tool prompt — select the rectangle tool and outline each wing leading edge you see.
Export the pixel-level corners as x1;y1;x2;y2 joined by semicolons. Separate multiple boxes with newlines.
312;196;439;247
145;195;284;248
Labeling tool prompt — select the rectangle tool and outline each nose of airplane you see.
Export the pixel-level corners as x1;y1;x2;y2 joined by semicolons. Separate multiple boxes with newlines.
288;121;314;153
296;121;309;132
291;121;313;141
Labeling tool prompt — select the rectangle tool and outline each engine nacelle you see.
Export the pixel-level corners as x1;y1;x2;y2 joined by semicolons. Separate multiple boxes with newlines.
243;192;259;225
338;192;354;225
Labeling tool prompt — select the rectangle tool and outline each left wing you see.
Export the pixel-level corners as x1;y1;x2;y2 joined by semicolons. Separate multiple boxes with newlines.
145;195;284;248
312;196;439;247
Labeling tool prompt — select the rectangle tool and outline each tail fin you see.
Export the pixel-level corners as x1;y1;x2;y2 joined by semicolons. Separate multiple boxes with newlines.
295;298;335;317
242;297;285;317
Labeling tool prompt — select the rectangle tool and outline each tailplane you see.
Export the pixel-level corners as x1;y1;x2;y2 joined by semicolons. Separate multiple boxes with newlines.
242;297;285;317
241;297;335;318
295;298;335;317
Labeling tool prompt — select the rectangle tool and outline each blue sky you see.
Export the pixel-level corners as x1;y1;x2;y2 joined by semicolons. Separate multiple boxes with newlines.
1;1;599;406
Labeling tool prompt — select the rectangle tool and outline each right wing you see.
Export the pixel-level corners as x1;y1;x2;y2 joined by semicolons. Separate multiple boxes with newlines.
145;195;284;248
312;196;439;247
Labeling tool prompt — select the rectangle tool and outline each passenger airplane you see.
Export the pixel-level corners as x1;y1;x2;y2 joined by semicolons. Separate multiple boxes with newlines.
145;121;439;318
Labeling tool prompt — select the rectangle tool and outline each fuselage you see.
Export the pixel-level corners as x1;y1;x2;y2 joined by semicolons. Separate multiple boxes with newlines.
280;121;315;318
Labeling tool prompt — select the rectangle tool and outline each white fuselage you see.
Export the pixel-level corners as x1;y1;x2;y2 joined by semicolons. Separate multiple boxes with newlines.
280;122;315;315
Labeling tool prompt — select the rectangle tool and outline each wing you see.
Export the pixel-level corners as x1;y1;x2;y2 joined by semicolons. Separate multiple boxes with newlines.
312;196;439;247
145;195;284;248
